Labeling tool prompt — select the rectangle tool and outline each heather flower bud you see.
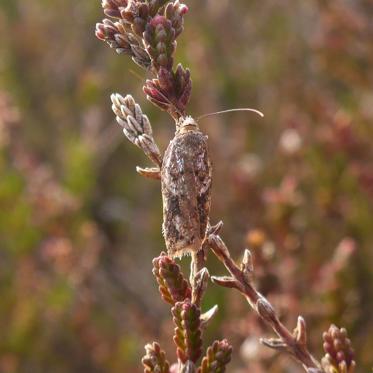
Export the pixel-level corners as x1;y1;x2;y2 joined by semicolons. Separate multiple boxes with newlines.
208;234;231;260
120;1;136;23
102;0;128;18
142;342;170;373
191;267;209;306
172;300;203;363
144;15;176;70
198;339;233;373
256;297;277;324
153;253;192;305
120;1;150;36
293;316;307;346
95;19;131;54
321;325;356;373
111;93;161;165
143;79;172;112
96;19;151;68
241;249;254;284
173;64;192;108
143;64;191;117
165;1;189;38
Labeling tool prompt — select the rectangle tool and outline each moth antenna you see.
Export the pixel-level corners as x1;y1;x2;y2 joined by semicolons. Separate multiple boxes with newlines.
197;108;264;121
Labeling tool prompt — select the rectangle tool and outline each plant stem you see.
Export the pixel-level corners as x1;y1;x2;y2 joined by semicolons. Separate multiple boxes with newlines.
208;233;323;373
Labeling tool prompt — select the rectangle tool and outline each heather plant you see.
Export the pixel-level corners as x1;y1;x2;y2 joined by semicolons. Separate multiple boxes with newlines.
95;1;358;372
0;0;372;372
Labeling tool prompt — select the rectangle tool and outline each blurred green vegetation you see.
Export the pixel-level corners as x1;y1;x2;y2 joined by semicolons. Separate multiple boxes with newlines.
0;0;372;372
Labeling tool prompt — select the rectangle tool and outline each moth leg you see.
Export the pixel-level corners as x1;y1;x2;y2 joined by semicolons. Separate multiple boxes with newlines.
136;166;161;180
111;93;162;167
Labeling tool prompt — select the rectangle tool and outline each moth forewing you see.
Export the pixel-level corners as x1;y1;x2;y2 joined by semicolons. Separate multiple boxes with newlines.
161;117;212;257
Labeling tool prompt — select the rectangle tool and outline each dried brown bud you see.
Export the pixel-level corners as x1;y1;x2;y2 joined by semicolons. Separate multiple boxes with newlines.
142;342;170;373
321;325;356;373
198;339;233;373
172;299;203;363
153;253;192;305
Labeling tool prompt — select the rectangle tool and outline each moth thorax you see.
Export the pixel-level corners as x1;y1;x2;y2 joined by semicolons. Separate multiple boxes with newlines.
177;116;199;133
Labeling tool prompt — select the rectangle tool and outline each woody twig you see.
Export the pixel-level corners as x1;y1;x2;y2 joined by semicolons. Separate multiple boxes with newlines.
208;233;323;373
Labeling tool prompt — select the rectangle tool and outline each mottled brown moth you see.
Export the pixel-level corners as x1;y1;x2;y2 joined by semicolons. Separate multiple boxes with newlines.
160;111;262;256
111;93;211;257
161;116;211;257
111;93;262;257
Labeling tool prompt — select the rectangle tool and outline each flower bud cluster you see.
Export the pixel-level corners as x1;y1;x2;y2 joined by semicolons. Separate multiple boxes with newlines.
95;13;151;68
144;64;191;117
198;340;233;373
172;299;203;364
142;342;170;373
152;253;192;305
322;325;356;373
96;0;190;118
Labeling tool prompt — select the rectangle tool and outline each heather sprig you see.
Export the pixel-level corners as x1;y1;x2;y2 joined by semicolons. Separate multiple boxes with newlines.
321;325;356;373
95;1;358;373
95;18;151;68
96;0;190;119
208;233;323;372
143;63;191;118
152;252;225;371
142;342;171;373
152;253;192;305
172;299;203;364
198;340;232;373
143;15;176;70
111;93;162;167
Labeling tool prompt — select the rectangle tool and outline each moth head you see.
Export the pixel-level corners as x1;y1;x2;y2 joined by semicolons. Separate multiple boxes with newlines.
177;116;200;133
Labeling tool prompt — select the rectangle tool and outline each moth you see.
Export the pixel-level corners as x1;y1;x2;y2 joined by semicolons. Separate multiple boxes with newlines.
161;116;211;257
111;94;262;257
112;93;211;257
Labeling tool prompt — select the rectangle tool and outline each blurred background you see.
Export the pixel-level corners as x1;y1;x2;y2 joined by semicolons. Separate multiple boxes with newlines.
0;0;372;372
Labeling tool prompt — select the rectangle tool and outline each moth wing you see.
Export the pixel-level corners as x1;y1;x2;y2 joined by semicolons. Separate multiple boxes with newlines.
161;132;211;256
